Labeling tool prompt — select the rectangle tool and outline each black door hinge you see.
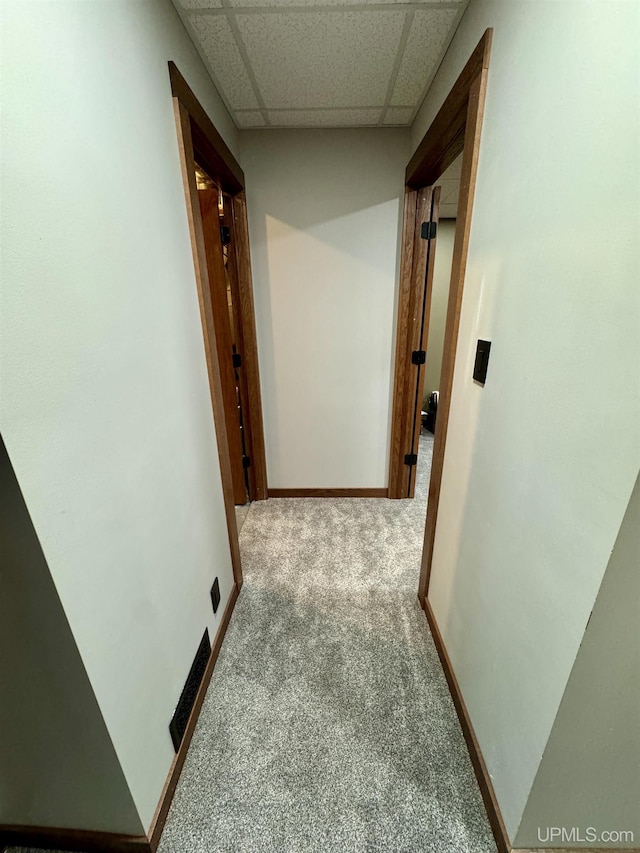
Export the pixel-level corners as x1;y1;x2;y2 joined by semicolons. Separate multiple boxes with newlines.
220;226;231;245
404;453;418;466
421;221;437;240
232;352;242;368
411;350;426;365
242;455;251;469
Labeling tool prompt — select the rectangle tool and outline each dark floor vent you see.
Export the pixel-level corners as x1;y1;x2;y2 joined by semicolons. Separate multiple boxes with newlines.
169;629;211;752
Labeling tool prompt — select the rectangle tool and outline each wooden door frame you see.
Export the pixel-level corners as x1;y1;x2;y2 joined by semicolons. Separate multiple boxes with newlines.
388;187;420;498
412;29;492;603
388;186;441;500
406;187;440;499
388;29;493;589
388;30;509;853
227;191;268;502
169;62;268;575
198;188;249;505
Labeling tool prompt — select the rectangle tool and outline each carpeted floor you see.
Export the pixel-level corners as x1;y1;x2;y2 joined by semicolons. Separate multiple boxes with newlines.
10;434;496;853
156;433;496;853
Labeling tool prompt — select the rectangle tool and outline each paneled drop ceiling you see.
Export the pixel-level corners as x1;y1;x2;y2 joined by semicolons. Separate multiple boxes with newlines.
172;0;468;129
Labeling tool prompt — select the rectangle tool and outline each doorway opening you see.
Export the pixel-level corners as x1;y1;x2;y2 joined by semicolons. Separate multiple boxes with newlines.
387;28;507;853
388;27;492;592
421;156;461;443
196;168;255;531
169;61;268;589
406;163;460;524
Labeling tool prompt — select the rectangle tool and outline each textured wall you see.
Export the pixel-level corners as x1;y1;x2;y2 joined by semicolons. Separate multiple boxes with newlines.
240;128;410;489
515;473;640;848
0;437;143;833
1;0;238;830
412;0;640;838
423;219;456;402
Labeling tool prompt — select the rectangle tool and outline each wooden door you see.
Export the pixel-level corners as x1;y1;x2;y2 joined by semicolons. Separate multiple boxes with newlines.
198;188;247;505
404;185;441;498
221;194;258;501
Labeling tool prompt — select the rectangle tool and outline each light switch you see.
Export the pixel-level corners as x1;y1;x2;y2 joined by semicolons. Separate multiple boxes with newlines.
473;340;491;385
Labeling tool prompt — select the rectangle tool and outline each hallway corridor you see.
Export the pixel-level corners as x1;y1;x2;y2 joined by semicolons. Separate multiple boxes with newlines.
157;436;496;853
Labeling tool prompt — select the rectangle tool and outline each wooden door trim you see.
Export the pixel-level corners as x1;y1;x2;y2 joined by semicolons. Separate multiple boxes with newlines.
388;187;440;499
388;188;418;498
417;32;492;602
405;29;492;189
421;596;510;853
268;488;388;499
0;826;151;853
388;27;491;560
391;27;501;853
199;188;248;505
173;99;243;585
169;62;244;194
221;194;253;502
230;193;268;500
147;582;240;850
169;61;267;508
407;186;440;499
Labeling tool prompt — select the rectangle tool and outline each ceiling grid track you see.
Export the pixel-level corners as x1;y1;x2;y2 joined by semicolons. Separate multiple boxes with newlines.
178;12;243;128
405;0;468;126
219;0;272;126
184;2;463;16
379;8;415;126
174;0;468;130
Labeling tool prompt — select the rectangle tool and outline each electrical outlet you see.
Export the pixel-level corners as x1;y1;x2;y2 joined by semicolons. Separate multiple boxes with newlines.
210;577;220;614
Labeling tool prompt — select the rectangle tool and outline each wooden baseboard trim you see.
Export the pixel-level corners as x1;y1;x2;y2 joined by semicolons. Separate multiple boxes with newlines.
0;825;150;853
267;488;388;498
419;594;511;853
147;580;241;850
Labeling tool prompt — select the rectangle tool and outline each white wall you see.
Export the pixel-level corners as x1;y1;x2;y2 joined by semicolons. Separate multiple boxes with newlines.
240;128;410;489
0;438;142;834
1;0;238;831
515;474;640;848
412;0;640;839
423;219;456;402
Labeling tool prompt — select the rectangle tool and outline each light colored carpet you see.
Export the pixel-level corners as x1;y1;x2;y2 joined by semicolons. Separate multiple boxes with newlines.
10;435;496;853
157;434;496;853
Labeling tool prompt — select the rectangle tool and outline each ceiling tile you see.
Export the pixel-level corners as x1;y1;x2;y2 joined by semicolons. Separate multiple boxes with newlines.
437;152;460;215
391;8;458;106
267;108;381;127
235;110;267;128
438;177;459;195
236;10;405;109
440;187;459;205
190;15;259;110
383;106;413;125
439;152;463;180
179;0;223;8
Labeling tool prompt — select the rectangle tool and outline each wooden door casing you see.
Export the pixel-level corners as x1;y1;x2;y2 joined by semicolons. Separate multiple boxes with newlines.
406;186;441;498
198;188;247;506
